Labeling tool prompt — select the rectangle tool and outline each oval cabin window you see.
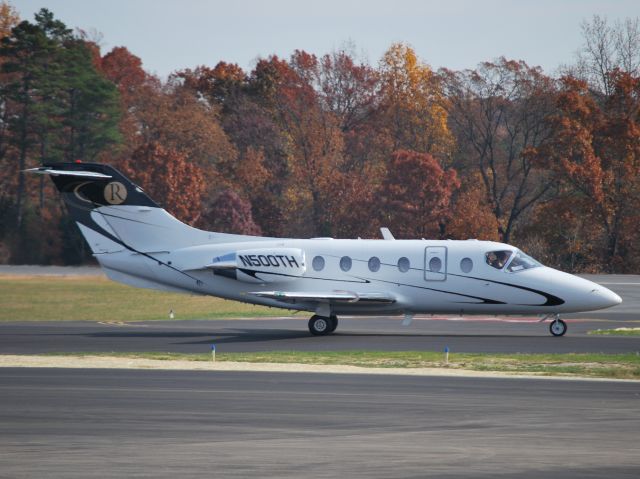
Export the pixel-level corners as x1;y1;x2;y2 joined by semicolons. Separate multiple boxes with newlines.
312;255;325;271
368;257;381;272
340;256;352;272
460;257;473;273
397;257;410;273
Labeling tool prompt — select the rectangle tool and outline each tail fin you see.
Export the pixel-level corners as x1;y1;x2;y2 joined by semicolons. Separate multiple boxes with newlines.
27;162;248;255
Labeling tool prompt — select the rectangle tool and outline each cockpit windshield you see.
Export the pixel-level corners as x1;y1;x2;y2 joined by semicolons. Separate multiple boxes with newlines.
485;250;512;269
505;251;542;272
486;249;542;272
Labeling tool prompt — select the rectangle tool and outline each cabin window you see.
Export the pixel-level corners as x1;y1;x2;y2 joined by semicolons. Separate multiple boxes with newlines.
485;250;512;270
368;256;381;272
460;257;473;273
506;251;541;272
428;256;442;273
340;256;352;272
397;257;410;273
312;255;325;271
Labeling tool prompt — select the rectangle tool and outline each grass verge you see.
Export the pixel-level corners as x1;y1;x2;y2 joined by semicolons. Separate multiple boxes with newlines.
588;328;640;336
0;276;285;322
47;351;640;380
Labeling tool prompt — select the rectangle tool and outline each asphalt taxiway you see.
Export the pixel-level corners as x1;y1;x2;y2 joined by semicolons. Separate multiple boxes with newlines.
1;315;639;354
1;368;638;478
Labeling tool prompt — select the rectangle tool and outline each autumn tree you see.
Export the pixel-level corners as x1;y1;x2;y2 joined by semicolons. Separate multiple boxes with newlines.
177;62;246;111
379;43;453;159
533;73;640;272
123;143;206;225
319;167;381;238
0;1;18;40
379;150;459;239
243;53;348;236
315;48;384;171
446;177;500;241
197;189;262;235
442;58;556;243
176;62;287;235
100;46;147;104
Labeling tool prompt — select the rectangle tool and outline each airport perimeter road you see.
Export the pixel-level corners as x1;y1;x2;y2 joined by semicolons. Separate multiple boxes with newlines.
1;368;638;478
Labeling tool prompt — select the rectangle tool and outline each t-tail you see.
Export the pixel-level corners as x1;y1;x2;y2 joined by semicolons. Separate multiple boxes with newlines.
26;162;260;291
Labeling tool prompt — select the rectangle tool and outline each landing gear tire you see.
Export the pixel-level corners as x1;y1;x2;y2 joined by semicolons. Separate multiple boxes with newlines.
550;319;567;337
328;315;338;333
309;315;333;336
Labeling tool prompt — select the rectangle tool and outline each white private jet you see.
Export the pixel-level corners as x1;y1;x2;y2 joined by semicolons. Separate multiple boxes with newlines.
27;162;622;337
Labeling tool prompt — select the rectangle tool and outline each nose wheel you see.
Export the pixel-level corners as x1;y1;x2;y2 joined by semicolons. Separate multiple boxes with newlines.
549;317;567;337
308;315;338;335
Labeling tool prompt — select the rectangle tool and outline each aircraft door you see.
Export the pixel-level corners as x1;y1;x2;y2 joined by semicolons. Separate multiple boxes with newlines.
424;246;447;281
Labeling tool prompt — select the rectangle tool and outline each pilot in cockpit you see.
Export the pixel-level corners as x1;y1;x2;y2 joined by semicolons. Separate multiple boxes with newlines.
486;250;511;269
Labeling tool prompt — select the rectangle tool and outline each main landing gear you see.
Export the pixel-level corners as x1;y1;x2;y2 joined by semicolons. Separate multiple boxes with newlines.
308;315;338;336
549;314;567;337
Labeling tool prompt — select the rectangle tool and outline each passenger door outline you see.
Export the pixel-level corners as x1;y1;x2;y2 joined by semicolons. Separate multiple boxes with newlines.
424;246;447;281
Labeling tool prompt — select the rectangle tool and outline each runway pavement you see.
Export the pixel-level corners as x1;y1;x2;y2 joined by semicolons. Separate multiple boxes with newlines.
1;315;639;354
1;368;638;478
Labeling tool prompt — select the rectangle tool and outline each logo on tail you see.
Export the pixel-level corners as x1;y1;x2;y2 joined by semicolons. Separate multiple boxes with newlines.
104;182;127;204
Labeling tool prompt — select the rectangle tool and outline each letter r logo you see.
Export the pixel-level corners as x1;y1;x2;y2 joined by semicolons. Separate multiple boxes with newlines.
104;182;127;205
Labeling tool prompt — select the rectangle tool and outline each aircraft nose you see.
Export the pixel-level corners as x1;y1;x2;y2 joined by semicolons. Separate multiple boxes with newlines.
589;286;622;309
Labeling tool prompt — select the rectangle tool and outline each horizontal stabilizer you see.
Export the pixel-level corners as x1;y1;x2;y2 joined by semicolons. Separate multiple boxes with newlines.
249;291;396;304
24;167;112;179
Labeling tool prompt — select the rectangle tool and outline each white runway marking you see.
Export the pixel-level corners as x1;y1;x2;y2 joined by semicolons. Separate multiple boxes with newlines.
97;321;147;327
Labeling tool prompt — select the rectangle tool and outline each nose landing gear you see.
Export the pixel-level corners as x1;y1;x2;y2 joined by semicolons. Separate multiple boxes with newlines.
308;315;338;335
549;314;567;337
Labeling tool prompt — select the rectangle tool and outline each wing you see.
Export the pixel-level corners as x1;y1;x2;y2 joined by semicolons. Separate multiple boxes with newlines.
249;291;396;304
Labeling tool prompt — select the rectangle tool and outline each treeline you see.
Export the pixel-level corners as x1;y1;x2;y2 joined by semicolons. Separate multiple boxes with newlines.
1;5;639;272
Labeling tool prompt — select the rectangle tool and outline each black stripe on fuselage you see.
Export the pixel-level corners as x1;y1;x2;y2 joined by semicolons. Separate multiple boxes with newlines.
354;276;506;305
235;268;504;305
445;272;565;306
317;257;563;307
237;268;371;284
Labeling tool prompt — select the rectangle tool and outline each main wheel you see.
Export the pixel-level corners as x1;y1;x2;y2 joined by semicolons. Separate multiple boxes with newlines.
549;319;567;337
309;315;332;336
328;315;338;333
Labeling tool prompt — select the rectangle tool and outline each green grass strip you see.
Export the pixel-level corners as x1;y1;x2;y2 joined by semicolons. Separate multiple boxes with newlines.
588;328;640;336
47;350;640;380
0;276;285;321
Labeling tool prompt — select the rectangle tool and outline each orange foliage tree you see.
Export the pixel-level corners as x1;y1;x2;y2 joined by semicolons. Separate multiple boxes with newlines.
122;143;206;225
379;43;453;159
446;176;500;241
379;150;460;239
251;53;348;237
197;189;262;236
533;73;640;271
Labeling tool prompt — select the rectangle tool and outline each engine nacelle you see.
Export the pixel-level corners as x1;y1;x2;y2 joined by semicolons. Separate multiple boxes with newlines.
208;248;306;284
